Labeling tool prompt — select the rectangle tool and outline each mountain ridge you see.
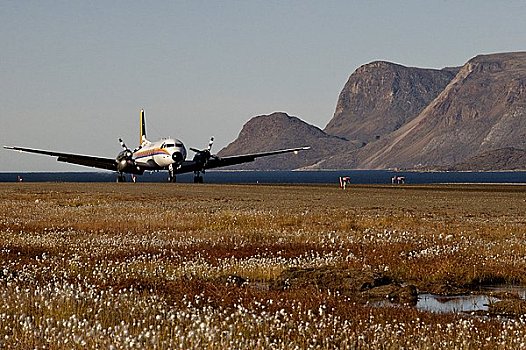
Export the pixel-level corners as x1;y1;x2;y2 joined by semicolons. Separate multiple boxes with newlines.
356;52;526;169
219;52;526;171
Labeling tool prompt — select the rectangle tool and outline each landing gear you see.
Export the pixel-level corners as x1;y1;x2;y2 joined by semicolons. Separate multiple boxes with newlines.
168;165;177;183
116;173;126;182
193;171;204;183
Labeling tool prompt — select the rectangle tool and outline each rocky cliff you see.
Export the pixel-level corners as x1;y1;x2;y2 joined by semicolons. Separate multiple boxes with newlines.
357;52;526;169
324;61;457;144
219;52;526;171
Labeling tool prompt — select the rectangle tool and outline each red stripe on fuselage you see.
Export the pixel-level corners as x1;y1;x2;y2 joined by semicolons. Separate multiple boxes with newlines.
134;148;170;160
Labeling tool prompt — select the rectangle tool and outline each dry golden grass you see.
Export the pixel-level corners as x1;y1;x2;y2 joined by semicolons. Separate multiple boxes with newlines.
1;182;526;349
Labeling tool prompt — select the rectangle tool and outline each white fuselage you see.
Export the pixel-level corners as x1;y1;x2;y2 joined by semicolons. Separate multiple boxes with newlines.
133;138;187;169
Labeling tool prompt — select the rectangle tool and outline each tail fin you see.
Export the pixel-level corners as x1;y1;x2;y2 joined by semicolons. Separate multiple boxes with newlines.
140;109;147;145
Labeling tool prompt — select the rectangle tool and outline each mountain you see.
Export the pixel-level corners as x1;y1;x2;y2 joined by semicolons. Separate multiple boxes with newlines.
438;148;526;171
324;61;458;144
217;112;357;170
219;52;526;171
357;52;526;169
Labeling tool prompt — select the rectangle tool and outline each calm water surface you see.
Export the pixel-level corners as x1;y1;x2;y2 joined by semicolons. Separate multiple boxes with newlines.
1;170;525;184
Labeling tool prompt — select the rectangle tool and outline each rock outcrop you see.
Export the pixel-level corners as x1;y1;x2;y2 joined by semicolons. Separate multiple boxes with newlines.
324;61;457;144
218;112;357;170
358;52;526;169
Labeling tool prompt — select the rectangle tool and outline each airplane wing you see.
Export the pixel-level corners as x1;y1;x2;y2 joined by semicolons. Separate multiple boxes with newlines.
175;146;310;174
4;146;118;171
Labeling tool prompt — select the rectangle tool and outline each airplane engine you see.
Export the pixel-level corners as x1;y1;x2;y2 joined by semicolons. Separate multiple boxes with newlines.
116;149;139;173
172;151;184;163
192;150;209;165
190;137;216;169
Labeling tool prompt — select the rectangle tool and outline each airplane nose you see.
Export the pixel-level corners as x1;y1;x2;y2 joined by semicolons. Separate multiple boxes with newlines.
172;151;183;163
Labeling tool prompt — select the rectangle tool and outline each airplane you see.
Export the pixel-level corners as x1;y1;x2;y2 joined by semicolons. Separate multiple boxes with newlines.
4;109;310;183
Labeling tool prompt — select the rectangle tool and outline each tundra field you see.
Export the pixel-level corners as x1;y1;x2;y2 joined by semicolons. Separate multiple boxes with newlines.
1;182;526;349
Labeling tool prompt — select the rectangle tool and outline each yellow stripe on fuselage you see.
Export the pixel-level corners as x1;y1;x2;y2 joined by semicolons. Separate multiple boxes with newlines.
134;148;170;159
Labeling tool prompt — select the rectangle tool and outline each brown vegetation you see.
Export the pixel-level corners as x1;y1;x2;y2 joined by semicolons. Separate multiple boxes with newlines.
1;183;525;348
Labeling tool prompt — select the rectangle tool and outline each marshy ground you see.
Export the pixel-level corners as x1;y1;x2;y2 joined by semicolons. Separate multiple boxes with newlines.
1;182;526;349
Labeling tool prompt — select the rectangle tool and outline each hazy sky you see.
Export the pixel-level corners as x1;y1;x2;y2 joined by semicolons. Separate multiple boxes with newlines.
2;0;525;171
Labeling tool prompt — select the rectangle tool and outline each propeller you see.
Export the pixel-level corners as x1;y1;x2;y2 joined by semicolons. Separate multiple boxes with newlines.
120;138;142;153
190;137;219;165
118;138;133;159
190;137;214;154
119;138;128;151
116;138;135;172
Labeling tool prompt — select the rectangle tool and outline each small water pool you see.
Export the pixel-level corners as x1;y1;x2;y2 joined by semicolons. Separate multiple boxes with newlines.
417;294;498;313
416;285;526;314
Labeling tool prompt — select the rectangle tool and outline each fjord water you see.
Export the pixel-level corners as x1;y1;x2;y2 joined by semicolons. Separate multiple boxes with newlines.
0;170;525;184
